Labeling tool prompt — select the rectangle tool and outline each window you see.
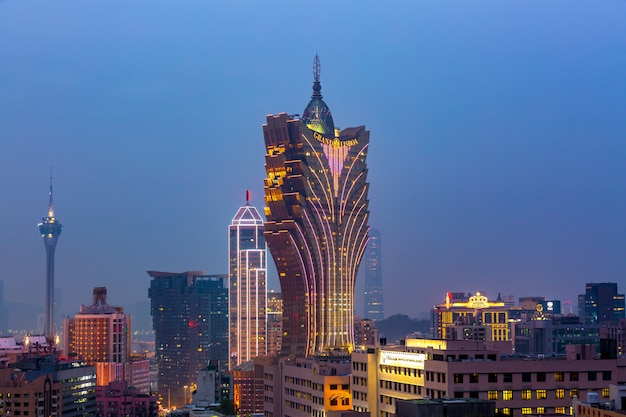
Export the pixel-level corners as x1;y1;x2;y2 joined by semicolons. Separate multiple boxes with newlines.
555;389;565;399
469;373;479;383
554;372;564;382
536;389;547;399
488;373;497;383
503;373;513;383
570;388;579;399
503;390;513;401
488;390;498;400
522;407;532;415
537;372;546;382
341;384;349;390
588;371;597;381
522;373;531;382
501;408;510;416
602;388;610;398
330;399;337;406
522;390;532;400
555;406;566;414
536;407;545;414
603;371;612;381
570;372;579;381
330;384;337;390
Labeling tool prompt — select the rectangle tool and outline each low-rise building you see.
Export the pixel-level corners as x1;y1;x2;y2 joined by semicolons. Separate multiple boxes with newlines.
352;338;626;417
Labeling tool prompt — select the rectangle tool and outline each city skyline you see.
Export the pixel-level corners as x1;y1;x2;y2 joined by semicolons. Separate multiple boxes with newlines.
1;1;625;322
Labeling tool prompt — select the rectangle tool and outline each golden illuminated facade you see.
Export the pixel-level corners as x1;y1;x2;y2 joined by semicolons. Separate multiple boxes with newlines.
263;56;370;357
432;292;510;342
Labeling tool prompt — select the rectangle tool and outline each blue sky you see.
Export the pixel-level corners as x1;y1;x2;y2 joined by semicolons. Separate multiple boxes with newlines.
1;1;625;321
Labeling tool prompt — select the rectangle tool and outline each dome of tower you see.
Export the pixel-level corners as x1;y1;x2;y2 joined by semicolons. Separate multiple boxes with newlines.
301;55;335;135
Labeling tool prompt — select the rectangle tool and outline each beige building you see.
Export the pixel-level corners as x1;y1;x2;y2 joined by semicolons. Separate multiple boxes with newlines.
263;356;353;417
351;338;626;417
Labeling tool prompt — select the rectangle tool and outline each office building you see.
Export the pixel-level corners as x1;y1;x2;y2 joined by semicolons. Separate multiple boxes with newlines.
228;193;267;368
38;175;63;340
579;283;625;324
263;55;370;357
148;271;228;407
364;228;384;322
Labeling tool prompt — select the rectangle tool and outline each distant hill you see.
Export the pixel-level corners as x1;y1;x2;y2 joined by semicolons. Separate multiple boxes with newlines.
375;314;431;343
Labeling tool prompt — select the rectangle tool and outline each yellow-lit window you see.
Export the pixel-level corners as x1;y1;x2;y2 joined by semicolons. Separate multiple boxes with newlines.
555;406;566;414
501;408;510;416
488;390;498;400
536;407;545;414
522;407;532;415
570;389;579;399
554;372;564;382
536;389;547;399
522;390;532;400
555;389;564;399
503;390;513;401
602;388;610;398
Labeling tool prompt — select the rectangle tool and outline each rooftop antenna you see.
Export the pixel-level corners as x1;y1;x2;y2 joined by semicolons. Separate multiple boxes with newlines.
246;190;250;205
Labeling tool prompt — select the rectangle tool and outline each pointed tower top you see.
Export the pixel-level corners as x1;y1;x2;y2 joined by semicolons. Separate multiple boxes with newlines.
312;54;322;99
47;167;55;218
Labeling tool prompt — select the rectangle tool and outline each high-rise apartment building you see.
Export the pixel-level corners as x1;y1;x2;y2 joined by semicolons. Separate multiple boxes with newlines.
263;56;370;357
364;228;384;322
578;282;625;324
63;287;130;365
38;175;62;340
148;271;228;407
228;193;267;368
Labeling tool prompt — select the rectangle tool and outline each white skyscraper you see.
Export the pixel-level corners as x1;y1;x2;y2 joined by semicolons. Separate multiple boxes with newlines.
228;192;267;368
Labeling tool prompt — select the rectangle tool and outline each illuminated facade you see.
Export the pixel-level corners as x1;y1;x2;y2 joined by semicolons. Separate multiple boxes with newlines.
432;292;510;341
148;271;228;407
38;175;62;340
228;194;267;368
352;339;626;417
266;291;283;356
62;287;130;365
263;56;370;357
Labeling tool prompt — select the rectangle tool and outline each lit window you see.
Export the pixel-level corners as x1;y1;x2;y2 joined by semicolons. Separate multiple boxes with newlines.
522;390;532;400
555;389;565;399
554;372;564;382
570;388;579;399
503;390;513;401
555;406;566;414
602;388;610;398
522;407;532;415
536;389;547;399
488;391;498;400
536;407;545;414
501;408;510;416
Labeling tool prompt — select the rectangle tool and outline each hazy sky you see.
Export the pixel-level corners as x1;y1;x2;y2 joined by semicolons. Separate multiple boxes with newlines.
1;1;625;322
